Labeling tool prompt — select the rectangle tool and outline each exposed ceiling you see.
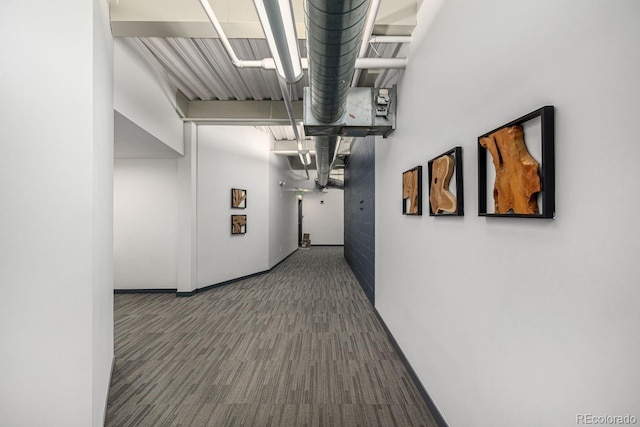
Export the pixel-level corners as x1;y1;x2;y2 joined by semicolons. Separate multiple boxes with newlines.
110;0;417;170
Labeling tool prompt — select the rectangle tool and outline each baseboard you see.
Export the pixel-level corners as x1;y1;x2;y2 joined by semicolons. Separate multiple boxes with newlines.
176;290;196;297
177;248;299;297
310;244;345;247
188;269;270;296
373;308;449;427
114;288;177;294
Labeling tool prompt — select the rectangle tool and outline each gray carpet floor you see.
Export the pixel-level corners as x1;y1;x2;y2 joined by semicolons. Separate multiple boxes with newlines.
106;247;437;426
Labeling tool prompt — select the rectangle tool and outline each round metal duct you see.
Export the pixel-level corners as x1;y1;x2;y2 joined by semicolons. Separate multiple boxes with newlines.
305;0;370;124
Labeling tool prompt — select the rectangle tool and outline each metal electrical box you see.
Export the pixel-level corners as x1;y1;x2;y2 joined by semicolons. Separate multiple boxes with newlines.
303;87;397;137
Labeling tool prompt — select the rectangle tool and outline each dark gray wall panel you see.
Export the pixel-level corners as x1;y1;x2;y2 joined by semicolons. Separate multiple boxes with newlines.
344;136;375;305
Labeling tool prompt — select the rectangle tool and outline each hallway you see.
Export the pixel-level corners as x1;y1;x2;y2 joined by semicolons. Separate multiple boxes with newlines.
106;247;437;426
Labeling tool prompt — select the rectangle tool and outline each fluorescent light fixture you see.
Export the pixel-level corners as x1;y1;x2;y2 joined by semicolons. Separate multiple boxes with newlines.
299;149;311;166
254;0;303;83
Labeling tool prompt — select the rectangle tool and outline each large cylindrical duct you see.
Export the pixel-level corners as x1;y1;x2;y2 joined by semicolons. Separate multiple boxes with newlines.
306;0;370;187
305;0;370;124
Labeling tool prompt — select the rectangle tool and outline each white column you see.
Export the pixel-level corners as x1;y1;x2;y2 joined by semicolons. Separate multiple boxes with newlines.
177;122;198;295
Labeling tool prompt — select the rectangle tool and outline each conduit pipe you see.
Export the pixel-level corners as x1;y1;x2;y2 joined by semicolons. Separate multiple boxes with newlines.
355;57;408;69
200;0;309;178
350;4;412;87
198;0;407;74
350;0;380;87
277;77;310;179
369;35;412;44
199;0;270;69
314;135;339;187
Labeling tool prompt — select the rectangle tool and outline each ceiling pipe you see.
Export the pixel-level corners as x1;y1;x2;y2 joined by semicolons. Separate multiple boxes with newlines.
200;0;309;179
369;35;412;44
197;0;405;186
198;0;405;73
349;5;412;87
326;177;345;189
314;135;338;186
253;0;304;83
355;57;408;69
277;75;310;179
198;0;269;69
351;0;380;87
327;135;345;177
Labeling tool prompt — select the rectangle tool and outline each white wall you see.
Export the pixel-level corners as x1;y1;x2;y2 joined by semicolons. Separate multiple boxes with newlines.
114;159;179;289
376;1;640;426
303;189;344;245
113;123;306;291
92;0;114;424
113;31;184;292
197;126;270;286
268;153;303;267
114;38;183;154
0;0;113;425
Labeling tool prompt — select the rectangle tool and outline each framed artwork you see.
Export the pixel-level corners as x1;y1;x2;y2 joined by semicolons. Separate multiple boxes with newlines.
231;215;247;234
478;106;555;218
231;188;247;209
402;166;422;215
428;146;463;216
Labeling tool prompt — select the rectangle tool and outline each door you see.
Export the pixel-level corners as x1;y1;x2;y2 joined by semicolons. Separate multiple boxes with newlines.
298;198;303;245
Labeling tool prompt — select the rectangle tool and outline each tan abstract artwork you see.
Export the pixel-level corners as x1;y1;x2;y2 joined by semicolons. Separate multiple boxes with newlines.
479;125;541;214
231;188;247;209
231;215;246;234
429;154;457;214
402;166;422;215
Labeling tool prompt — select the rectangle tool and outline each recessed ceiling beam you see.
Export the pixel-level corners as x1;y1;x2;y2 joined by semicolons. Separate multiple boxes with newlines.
179;96;303;125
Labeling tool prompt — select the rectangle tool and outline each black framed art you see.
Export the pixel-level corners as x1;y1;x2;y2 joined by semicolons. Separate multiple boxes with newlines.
231;215;246;234
231;188;247;209
428;146;463;216
402;166;422;215
478;106;555;218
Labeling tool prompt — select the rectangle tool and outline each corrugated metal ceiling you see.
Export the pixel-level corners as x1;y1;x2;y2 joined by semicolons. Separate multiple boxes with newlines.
136;37;407;103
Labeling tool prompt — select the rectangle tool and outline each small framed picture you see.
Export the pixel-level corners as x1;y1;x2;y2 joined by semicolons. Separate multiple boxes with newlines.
231;188;247;209
428;146;463;216
402;166;422;215
231;215;246;235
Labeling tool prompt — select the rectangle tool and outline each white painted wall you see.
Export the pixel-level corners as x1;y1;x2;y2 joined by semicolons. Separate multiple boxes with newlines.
113;125;307;291
92;0;114;424
177;123;199;293
113;32;184;292
268;153;303;267
0;0;113;425
197;126;270;286
303;189;344;245
114;38;183;154
376;1;640;426
114;159;179;289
